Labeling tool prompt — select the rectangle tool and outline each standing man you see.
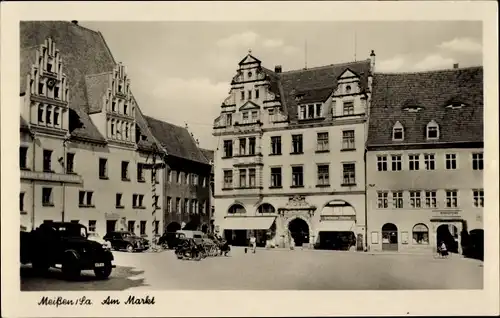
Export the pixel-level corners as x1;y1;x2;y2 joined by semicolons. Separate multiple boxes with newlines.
250;232;257;253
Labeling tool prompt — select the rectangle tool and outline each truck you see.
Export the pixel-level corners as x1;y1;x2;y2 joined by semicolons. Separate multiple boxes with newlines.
20;222;115;280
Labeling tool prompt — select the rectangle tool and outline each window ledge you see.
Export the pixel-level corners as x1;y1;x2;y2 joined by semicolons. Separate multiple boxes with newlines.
42;203;55;207
122;178;131;182
221;156;233;159
20;167;31;171
340;148;356;152
268;153;282;156
290;152;304;155
134;206;146;210
43;170;55;173
291;185;304;188
79;204;95;208
316;184;331;188
269;186;283;189
137;179;146;183
116;206;125;209
20;211;28;215
315;150;330;153
99;176;109;180
341;183;357;187
66;171;77;175
222;187;233;191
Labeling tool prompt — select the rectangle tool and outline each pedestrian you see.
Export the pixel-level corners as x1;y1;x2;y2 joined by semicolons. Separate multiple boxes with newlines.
439;241;448;258
250;233;257;253
290;237;295;250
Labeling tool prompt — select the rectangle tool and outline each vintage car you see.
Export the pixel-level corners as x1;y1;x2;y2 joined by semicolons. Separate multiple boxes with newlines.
20;222;115;280
157;231;186;249
103;231;149;252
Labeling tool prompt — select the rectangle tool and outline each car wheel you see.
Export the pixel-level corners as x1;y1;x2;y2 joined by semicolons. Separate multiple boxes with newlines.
62;254;81;280
126;244;134;253
94;261;112;279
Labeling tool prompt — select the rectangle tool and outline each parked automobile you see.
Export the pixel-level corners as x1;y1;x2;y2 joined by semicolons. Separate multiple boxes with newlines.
87;232;111;251
177;230;205;244
157;231;186;249
20;222;115;280
103;231;149;252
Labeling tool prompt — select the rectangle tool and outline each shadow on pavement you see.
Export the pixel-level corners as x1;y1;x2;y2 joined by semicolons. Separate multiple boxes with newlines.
20;265;148;291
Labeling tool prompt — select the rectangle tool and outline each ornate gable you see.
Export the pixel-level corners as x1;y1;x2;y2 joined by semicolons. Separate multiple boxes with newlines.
239;101;260;111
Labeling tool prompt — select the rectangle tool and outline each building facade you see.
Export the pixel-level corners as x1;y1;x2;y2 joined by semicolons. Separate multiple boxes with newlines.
20;21;165;239
366;66;483;254
145;118;212;234
213;52;375;249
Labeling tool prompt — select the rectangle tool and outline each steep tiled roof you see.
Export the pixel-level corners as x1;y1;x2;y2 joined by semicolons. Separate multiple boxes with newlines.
85;73;111;114
279;60;371;120
200;149;215;173
367;66;483;147
144;116;209;164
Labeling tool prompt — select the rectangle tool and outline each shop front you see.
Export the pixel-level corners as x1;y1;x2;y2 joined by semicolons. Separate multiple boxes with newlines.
316;200;357;251
220;216;276;247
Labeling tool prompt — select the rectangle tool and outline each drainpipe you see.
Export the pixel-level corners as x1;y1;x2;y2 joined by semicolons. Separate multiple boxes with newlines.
364;148;368;252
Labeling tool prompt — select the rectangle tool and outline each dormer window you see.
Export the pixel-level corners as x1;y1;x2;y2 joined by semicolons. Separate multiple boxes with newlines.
402;99;423;112
426;120;440;140
392;121;404;141
345;85;351;94
298;103;323;120
248;71;252;78
47;62;53;73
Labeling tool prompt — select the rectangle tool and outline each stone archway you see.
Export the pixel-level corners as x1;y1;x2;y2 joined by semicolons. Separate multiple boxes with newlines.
437;224;459;253
166;222;181;233
288;217;310;247
382;223;398;251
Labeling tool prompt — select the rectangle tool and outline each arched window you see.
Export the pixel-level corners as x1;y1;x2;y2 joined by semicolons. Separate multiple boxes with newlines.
426;120;439;140
257;203;276;214
392;121;404;141
228;203;246;214
412;223;429;245
345;85;351;94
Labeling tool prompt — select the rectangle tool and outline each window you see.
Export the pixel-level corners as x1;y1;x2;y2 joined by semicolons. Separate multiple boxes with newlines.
408;154;420;171
20;192;25;212
291;134;303;154
79;191;94;207
54;108;60;126
99;158;108;179
473;189;484;207
242;112;249;121
342;130;355;150
112;101;116;112
241;91;245;100
270;167;282;188
299;104;323;119
292;166;304;187
342;163;356;185
317;132;329;152
377;192;388;208
111;121;115;137
345;85;351;94
38;82;45;95
409;191;421;208
377;155;387;171
248;137;256;155
391;155;402;171
154;221;159;235
239;169;247;188
116;193;123;208
46;106;52;125
184;199;189;213
137;163;145;182
88;220;97;233
308;104;315;119
223;140;233;157
239;138;246;155
122;161;129;180
176;198;181;213
42;187;53;206
412;224;429;245
392;121;404;141
255;89;259;99
268;108;275;116
425;191;437;208
426;120;439;140
299;105;306;119
138;195;144;207
167;170;172;182
20;146;28;169
140;221;147;236
472;153;483;170
445;190;458;208
128;221;135;233
271;136;281;155
251;111;258;120
226;113;232;126
315;104;322;117
124;104;128;115
445;154;457;170
66;153;75;173
248;90;252;100
167;197;172;212
342;101;354;115
424;154;435;170
177;171;182;183
249;169;256;187
54;87;60;99
38;105;44;123
392;191;403;208
223;170;233;188
43;149;52;172
317;165;329;185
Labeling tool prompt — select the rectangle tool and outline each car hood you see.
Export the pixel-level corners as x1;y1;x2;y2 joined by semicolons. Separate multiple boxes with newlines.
88;237;107;245
62;237;103;249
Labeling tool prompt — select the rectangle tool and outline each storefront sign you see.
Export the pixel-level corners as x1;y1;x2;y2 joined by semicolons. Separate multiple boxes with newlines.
320;215;356;221
21;170;83;184
105;212;120;219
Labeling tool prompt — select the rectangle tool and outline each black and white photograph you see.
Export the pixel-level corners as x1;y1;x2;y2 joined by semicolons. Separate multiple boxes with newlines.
1;1;499;317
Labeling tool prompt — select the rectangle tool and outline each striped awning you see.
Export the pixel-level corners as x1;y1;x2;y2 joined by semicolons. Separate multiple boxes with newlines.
220;216;276;230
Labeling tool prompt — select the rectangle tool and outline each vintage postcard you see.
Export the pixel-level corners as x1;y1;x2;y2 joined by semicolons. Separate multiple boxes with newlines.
1;1;498;317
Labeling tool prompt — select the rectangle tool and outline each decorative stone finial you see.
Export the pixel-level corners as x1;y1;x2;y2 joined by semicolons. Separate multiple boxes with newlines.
248;49;252;55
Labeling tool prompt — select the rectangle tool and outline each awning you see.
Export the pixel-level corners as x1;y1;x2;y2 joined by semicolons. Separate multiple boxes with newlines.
317;220;356;232
221;217;276;230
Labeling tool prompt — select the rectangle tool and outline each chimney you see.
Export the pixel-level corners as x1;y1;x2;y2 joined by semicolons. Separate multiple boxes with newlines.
369;50;376;74
71;20;78;25
453;63;459;69
274;65;282;73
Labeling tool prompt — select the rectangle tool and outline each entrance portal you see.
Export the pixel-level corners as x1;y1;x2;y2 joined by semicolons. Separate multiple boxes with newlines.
106;220;117;234
436;224;459;253
382;223;398;251
288;218;309;246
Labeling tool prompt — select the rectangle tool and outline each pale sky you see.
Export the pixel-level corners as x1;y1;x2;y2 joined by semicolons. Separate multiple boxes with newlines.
80;21;482;150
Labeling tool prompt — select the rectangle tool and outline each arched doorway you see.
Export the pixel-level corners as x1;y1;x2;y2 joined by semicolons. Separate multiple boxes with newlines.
166;222;181;233
436;224;459;253
224;203;247;246
318;200;357;251
288;218;309;247
382;223;398;251
184;221;199;231
466;229;484;260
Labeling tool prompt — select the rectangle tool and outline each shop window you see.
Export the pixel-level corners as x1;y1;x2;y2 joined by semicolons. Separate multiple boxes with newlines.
412;224;429;245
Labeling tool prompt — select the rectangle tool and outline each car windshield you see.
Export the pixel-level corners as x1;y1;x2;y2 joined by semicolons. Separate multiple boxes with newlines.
122;232;137;238
56;225;87;238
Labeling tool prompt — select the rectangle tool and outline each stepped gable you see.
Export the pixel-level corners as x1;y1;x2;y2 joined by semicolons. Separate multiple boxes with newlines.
367;66;483;147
